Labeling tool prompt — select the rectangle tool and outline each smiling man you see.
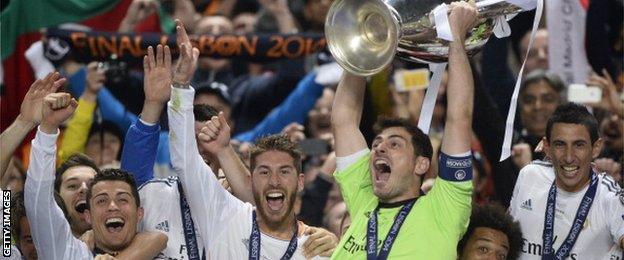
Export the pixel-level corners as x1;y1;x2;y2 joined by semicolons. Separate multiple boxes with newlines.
54;153;100;237
509;103;624;259
329;3;477;259
24;91;166;259
84;169;145;255
168;89;338;258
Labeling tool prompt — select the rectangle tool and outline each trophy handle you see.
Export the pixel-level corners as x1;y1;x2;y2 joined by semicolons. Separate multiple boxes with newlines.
325;0;533;76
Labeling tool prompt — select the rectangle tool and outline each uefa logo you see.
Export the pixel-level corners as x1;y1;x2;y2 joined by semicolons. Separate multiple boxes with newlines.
454;170;466;180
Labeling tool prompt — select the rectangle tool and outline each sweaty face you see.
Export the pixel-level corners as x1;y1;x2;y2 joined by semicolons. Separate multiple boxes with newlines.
251;151;303;226
519;81;559;137
460;227;510;260
86;132;121;167
194;16;234;71
18;217;37;260
370;127;421;202
59;166;96;236
545;123;601;192
86;180;143;251
520;29;549;74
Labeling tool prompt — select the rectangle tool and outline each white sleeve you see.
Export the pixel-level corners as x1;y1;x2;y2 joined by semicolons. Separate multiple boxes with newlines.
336;149;369;171
167;86;247;249
604;184;624;245
24;128;92;260
509;166;526;218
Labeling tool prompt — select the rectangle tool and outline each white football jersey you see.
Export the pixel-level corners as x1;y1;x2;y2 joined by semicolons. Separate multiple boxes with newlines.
510;161;624;260
139;176;206;260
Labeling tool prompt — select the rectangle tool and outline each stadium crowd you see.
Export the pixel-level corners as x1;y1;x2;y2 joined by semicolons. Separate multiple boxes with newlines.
1;0;622;259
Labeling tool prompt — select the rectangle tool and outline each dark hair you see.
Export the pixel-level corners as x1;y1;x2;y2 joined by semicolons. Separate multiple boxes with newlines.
194;104;220;122
88;120;124;144
458;204;523;260
373;117;433;159
87;120;124;162
546;103;600;144
55;153;100;193
54;192;71;222
86;168;140;209
195;81;231;105
249;135;303;172
520;70;565;96
10;192;26;244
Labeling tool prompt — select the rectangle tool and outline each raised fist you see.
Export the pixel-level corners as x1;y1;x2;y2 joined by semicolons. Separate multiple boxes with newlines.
448;1;478;42
40;92;78;133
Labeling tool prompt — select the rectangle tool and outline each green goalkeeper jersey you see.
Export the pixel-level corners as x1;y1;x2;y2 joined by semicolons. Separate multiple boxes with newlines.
331;151;473;259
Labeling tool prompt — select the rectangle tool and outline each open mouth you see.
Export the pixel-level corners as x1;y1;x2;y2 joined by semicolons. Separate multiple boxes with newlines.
105;217;125;233
374;159;391;182
266;192;285;211
75;200;87;213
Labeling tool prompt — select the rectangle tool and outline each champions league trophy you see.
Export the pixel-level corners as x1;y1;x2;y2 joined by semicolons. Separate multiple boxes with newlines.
325;0;537;76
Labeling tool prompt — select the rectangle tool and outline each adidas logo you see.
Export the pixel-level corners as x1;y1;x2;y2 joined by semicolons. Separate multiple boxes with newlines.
155;220;170;232
521;199;533;211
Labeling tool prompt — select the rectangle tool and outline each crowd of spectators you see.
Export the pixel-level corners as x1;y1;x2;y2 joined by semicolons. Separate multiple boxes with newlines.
1;0;622;259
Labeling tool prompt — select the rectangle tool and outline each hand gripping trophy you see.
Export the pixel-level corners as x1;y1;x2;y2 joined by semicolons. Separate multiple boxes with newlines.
325;0;537;76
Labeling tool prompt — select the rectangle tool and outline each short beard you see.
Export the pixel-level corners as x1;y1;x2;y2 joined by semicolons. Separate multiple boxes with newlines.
373;174;422;202
253;190;297;229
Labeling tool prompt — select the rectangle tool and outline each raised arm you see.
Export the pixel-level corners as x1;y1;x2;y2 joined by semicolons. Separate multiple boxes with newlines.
425;2;477;240
1;73;64;179
59;63;103;162
440;2;477;155
198;112;254;203
233;72;324;143
118;0;159;33
259;0;299;33
168;19;245;248
25;92;92;259
65;66;138;133
121;44;172;186
331;72;368;157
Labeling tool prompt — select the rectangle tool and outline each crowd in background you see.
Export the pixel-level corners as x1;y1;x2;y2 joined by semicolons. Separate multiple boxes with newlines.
1;0;623;259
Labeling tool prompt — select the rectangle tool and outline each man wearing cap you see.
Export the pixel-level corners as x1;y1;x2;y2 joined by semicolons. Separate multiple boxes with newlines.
194;81;234;130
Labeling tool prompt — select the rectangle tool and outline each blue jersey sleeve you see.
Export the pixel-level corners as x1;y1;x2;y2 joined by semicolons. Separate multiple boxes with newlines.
121;119;160;186
234;72;323;142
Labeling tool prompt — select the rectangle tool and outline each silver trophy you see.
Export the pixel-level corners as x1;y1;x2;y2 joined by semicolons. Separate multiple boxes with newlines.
325;0;534;76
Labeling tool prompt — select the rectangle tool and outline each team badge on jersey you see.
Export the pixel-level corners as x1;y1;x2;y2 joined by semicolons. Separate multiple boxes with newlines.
155;220;170;232
454;170;466;180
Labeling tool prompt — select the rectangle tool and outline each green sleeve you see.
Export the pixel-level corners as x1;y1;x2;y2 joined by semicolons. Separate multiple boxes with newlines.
425;178;472;241
334;152;375;216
